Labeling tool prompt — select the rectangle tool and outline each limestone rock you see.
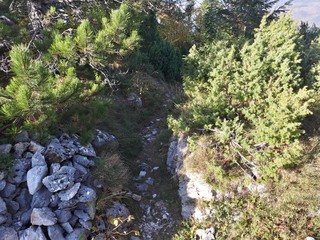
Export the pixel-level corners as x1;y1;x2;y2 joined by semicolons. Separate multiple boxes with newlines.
74;209;90;221
14;142;30;157
31;207;57;226
29;141;44;153
77;185;96;203
61;222;73;234
20;209;32;225
19;226;46;240
0;197;7;214
58;182;81;201
44;138;74;163
48;224;65;240
12;158;31;184
195;227;215;240
0;182;16;198
54;209;72;223
79;219;92;230
0;226;18;240
31;152;46;167
77;143;96;157
31;186;52;208
0;144;12;154
91;129;118;151
27;165;48;195
73;155;95;167
42;166;75;192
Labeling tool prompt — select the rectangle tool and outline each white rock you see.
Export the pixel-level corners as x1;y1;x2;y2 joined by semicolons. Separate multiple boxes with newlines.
27;165;48;195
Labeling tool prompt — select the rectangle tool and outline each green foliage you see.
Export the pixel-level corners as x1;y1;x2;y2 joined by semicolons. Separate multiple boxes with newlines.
149;39;182;81
169;15;315;181
0;45;80;134
200;0;291;39
0;154;13;171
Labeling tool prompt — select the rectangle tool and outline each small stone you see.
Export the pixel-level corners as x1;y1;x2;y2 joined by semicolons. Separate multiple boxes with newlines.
0;226;18;240
152;166;159;171
31;152;46;167
0;197;7;214
0;180;6;191
91;129;118;151
0;144;12;154
54;209;72;223
76;185;96;203
44;138;70;163
19;226;46;240
4;199;19;215
139;170;147;177
74;209;90;221
58;182;81;201
152;194;157;198
50;163;60;174
28;141;44;153
195;227;215;240
31;186;52;208
12;158;31;184
49;194;61;208
73;162;89;182
73;155;95;167
0;171;6;181
42;166;76;193
135;182;149;192
20;209;32;225
31;207;57;226
65;228;89;240
15;188;32;211
27;165;48;195
79;219;92;230
77;143;96;157
106;202;130;219
61;222;73;234
145;177;154;185
48;224;64;240
68;215;78;226
58;199;79;209
14;142;30;157
0;182;16;198
0;214;7;224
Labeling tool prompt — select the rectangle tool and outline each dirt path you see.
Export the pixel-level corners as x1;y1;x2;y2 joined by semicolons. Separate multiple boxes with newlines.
127;116;182;240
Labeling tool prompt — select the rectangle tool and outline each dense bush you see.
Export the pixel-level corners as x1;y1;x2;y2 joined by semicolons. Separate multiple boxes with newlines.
169;15;316;182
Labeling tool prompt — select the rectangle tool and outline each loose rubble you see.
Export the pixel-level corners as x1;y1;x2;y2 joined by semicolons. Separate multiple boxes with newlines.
0;130;117;239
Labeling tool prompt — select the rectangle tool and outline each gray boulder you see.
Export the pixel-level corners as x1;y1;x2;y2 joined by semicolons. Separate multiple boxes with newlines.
31;186;52;208
19;226;47;240
0;226;18;240
42;166;76;192
31;207;57;226
77;143;96;157
77;185;96;203
44;138;74;163
48;224;65;240
73;163;89;182
0;144;12;154
65;228;89;240
27;165;48;195
58;182;81;201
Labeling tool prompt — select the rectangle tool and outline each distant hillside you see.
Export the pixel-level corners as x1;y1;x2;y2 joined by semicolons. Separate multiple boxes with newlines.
291;0;320;26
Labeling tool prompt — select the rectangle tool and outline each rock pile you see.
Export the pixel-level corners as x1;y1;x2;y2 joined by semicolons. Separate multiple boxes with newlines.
0;131;113;240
